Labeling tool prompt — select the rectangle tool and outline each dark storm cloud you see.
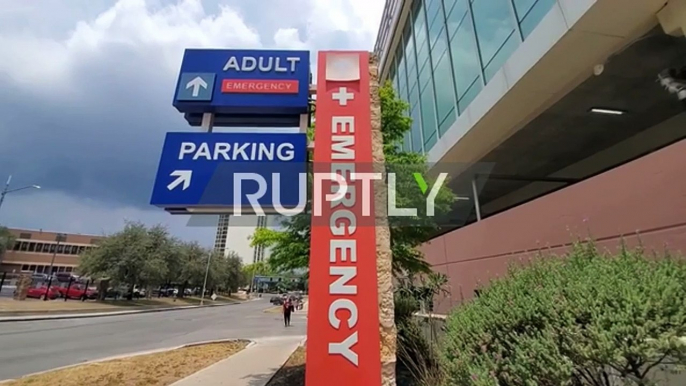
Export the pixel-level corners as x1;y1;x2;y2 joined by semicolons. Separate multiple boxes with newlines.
0;42;186;209
0;0;382;244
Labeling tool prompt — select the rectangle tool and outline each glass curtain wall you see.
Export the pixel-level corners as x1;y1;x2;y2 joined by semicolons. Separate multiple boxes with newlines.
388;0;557;153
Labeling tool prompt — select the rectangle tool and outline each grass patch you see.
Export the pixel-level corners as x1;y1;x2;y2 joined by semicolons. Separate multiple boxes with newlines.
266;345;305;386
264;306;283;313
5;341;248;386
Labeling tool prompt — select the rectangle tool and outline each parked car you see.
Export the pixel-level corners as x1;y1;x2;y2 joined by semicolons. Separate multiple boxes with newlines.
270;296;284;305
54;273;80;283
56;285;98;300
26;286;60;300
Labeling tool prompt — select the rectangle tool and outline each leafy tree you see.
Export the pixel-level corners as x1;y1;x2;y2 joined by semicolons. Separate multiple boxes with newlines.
78;223;245;299
442;242;686;386
251;83;456;275
0;226;15;257
251;213;310;273
220;251;245;294
79;222;173;295
243;261;274;277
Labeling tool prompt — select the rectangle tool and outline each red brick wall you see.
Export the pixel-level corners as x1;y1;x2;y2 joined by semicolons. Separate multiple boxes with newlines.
421;138;686;314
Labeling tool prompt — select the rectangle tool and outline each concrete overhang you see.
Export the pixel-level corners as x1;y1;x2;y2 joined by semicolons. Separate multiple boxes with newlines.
429;0;671;167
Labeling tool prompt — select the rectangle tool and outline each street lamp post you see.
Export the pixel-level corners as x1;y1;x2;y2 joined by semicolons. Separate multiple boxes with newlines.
0;175;41;215
199;251;212;306
44;233;67;301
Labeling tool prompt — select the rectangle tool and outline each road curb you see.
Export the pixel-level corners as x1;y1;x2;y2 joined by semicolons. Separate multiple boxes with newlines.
0;301;240;323
0;338;253;384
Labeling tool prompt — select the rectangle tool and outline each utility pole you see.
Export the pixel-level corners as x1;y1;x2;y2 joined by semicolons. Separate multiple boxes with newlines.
44;233;66;300
0;176;11;212
200;251;212;306
0;175;41;216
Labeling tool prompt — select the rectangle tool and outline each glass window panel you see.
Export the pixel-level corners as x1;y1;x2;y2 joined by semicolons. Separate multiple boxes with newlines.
424;131;438;150
449;11;482;99
420;85;438;146
512;0;537;20
413;3;428;49
403;131;412;152
445;0;469;37
432;52;457;125
425;0;442;25
458;76;483;111
439;108;457;137
409;83;420;109
471;0;519;69
427;14;444;47
418;61;432;91
431;26;449;59
519;0;556;39
406;44;416;76
411;105;423;153
483;33;519;81
416;42;430;71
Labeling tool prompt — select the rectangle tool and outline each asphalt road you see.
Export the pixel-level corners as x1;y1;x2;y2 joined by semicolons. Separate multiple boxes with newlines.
0;298;306;380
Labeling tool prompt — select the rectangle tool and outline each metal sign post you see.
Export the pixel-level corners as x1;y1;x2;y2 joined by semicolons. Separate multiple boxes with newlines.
200;251;212;306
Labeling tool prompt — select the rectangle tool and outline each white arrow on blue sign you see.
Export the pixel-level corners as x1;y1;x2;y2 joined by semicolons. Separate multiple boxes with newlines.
150;132;308;214
176;72;215;101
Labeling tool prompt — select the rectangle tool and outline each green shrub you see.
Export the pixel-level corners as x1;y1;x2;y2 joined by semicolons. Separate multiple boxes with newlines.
442;242;686;386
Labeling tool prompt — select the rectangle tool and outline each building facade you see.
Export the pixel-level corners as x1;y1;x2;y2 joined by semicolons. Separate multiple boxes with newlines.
375;0;686;313
213;215;279;266
0;228;103;274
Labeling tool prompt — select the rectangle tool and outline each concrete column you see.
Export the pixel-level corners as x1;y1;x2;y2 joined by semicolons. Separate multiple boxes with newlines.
658;0;686;36
369;53;397;386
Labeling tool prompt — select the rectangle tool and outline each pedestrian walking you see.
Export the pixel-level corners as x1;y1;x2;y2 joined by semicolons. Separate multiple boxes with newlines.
283;298;293;327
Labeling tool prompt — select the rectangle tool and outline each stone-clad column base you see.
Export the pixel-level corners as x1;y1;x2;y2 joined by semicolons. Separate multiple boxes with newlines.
369;53;397;386
13;275;31;300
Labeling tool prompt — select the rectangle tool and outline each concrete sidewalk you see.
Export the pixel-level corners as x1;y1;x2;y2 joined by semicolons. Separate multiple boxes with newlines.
172;336;305;386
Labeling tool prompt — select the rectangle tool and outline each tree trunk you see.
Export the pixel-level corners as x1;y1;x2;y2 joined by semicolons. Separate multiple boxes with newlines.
369;53;397;386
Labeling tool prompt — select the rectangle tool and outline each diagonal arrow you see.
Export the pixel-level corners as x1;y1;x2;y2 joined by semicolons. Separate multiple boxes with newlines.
167;170;192;191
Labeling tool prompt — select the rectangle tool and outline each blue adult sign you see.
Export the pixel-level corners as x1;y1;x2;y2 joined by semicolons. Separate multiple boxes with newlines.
172;49;311;127
150;132;308;214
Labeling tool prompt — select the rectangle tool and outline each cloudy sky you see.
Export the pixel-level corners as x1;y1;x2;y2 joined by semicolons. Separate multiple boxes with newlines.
0;0;384;246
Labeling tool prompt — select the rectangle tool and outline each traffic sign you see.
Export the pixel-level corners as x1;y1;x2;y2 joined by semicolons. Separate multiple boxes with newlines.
150;132;308;214
176;73;215;101
172;49;311;127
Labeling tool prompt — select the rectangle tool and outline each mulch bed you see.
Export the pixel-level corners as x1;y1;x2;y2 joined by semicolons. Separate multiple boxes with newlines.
265;345;306;386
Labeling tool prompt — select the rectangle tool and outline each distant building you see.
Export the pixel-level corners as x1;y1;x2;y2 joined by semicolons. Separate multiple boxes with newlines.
213;215;282;266
0;228;103;274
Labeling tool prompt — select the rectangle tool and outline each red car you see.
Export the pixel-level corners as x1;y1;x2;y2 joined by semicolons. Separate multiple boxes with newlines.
56;284;98;300
26;286;61;300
